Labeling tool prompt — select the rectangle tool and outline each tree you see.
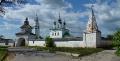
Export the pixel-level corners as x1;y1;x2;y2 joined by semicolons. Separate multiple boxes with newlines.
113;30;120;56
113;30;120;48
45;36;55;48
0;35;4;39
107;35;113;40
0;0;27;15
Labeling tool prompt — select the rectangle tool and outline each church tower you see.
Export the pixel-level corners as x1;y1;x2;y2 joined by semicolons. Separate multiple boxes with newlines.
83;5;101;48
34;15;42;39
20;17;33;34
86;5;99;33
50;13;70;38
16;17;35;47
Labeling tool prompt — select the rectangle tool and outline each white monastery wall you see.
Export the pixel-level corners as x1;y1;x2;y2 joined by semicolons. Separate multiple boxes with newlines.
0;43;14;46
8;43;14;46
28;41;45;47
28;40;85;47
55;41;85;47
0;43;6;46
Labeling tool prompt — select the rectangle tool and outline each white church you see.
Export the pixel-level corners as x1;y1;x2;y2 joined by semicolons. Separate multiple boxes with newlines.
15;6;112;48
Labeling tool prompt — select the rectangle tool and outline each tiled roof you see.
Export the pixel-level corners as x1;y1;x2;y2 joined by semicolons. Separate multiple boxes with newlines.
20;24;32;29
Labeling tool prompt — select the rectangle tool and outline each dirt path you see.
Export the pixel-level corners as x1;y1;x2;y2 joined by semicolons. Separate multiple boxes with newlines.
79;50;120;61
6;50;120;61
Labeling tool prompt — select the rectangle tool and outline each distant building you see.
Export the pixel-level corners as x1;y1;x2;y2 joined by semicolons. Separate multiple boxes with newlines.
15;5;112;48
0;37;14;46
34;14;42;39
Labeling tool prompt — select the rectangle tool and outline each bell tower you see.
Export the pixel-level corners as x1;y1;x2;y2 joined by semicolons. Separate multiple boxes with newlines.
34;14;42;39
86;5;99;33
83;5;101;48
20;17;33;34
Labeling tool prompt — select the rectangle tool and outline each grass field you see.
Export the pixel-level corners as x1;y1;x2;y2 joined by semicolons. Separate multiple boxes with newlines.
29;46;103;56
0;46;8;61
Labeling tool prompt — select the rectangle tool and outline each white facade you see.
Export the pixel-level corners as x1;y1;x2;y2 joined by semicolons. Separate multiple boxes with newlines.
50;30;63;38
28;40;85;47
27;37;111;48
83;32;101;48
29;41;45;47
0;43;6;46
0;41;14;47
54;41;85;47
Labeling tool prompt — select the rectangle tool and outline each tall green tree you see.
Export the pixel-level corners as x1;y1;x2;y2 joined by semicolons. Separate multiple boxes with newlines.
113;30;120;56
113;30;120;48
107;35;113;40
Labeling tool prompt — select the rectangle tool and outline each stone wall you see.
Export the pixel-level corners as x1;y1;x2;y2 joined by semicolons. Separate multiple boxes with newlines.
0;43;6;46
21;39;112;48
28;41;45;47
28;40;85;47
0;43;14;46
55;41;85;47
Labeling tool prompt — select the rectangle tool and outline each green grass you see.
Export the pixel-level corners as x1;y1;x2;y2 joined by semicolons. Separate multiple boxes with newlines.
28;46;103;56
0;46;8;61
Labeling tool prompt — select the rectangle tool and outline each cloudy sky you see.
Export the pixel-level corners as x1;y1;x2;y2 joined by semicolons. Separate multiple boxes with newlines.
0;0;119;39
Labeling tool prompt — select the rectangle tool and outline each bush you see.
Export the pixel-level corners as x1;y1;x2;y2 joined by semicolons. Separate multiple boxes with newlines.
45;36;55;48
112;29;120;56
115;48;120;56
113;30;120;48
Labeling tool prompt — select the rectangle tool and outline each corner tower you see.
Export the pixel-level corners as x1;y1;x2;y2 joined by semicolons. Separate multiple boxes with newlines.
86;5;99;33
83;5;101;48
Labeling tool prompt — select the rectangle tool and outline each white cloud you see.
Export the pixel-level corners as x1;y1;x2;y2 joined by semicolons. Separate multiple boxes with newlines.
2;0;82;37
83;0;120;36
1;0;119;38
0;22;19;30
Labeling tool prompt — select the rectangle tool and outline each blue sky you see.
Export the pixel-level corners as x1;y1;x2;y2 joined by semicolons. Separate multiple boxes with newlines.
0;0;119;39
